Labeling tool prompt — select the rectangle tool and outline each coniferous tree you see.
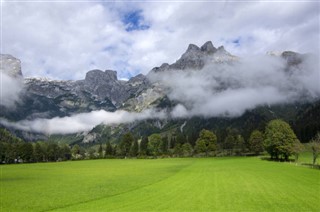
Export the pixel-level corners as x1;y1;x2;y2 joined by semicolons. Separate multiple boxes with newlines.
234;134;245;155
130;140;139;157
0;142;7;163
176;133;187;145
47;143;60;161
120;133;134;157
160;136;169;155
139;136;149;156
170;136;176;149
60;144;71;161
98;143;103;158
33;142;43;162
40;142;49;162
105;141;113;158
19;142;34;162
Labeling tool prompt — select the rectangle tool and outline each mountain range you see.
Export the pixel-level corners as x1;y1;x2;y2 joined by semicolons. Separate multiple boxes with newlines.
0;41;319;144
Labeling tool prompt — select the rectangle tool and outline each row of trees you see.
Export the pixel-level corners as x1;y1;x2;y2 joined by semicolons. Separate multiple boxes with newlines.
1;119;320;164
0;141;72;163
102;119;320;164
99;130;217;158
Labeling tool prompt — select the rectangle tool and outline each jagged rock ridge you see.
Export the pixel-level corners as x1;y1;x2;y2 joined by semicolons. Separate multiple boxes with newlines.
0;41;317;143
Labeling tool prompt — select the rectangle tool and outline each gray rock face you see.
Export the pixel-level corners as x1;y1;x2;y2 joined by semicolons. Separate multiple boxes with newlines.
83;69;129;105
127;74;149;96
167;41;237;71
170;43;207;70
129;42;239;111
200;41;217;54
21;67;152;118
1;42;300;122
281;51;303;66
1;41;315;141
25;78;74;99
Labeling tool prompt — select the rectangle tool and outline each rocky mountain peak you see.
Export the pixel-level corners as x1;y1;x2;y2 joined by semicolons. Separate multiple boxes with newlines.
217;45;226;52
160;63;170;69
200;41;217;54
104;69;118;81
171;41;233;70
0;54;23;78
187;44;201;52
128;73;146;84
281;51;303;67
85;69;118;83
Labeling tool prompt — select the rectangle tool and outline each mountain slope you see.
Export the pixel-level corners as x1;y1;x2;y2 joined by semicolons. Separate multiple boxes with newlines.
0;41;319;143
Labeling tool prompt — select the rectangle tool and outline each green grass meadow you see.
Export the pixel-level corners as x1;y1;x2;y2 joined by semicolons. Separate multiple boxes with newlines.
1;157;319;211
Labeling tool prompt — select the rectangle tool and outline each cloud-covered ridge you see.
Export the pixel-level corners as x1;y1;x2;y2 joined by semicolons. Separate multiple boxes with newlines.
2;52;319;135
151;53;320;118
0;109;166;135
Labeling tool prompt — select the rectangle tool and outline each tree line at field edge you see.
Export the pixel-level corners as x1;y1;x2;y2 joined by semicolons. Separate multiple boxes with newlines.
1;119;320;166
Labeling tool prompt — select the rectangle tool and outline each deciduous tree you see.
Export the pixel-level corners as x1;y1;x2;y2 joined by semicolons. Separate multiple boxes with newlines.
182;142;193;157
264;119;300;160
249;130;264;155
195;129;217;156
309;132;320;166
148;134;162;157
291;141;304;163
195;140;206;155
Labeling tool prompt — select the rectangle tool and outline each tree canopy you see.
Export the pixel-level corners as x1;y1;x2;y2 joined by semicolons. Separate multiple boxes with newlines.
264;119;301;160
249;130;264;155
120;133;135;157
309;132;320;166
195;129;217;156
148;134;162;157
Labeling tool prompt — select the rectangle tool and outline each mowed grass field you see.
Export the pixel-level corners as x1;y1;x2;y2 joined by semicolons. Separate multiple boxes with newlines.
1;157;319;211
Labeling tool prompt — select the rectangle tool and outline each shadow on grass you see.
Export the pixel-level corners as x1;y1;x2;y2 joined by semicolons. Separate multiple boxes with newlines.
260;156;320;170
300;163;320;170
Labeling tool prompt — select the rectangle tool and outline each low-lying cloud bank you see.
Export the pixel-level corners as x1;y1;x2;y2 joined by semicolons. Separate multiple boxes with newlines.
0;109;166;135
0;73;24;108
152;54;320;118
1;53;319;135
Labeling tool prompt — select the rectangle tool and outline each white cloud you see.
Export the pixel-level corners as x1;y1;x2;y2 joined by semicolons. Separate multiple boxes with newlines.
0;109;167;135
151;53;320;118
1;53;318;134
1;1;318;80
0;73;24;108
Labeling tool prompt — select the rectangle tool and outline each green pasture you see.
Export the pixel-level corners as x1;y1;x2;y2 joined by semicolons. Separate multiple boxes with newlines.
1;157;319;211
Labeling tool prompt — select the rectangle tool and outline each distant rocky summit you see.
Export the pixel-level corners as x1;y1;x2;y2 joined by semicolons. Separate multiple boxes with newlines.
0;41;318;143
0;41;240;121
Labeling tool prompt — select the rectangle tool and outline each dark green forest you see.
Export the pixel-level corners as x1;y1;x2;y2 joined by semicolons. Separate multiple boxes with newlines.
1;119;320;165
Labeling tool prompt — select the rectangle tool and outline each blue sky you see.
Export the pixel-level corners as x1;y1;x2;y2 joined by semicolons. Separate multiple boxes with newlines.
123;10;150;32
1;1;319;80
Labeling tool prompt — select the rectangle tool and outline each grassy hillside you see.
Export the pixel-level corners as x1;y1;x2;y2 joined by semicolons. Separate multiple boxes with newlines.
1;157;319;211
